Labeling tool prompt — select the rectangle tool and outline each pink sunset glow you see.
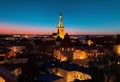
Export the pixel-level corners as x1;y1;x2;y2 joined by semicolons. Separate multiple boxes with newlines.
0;22;119;35
0;22;53;35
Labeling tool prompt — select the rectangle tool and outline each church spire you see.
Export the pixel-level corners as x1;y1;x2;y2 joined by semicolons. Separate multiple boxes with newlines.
58;12;63;27
57;12;64;39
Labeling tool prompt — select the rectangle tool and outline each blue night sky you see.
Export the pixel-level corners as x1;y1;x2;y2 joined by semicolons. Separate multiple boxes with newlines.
0;0;120;34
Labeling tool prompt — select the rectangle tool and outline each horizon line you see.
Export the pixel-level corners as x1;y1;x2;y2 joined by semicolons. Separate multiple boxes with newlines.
0;33;120;35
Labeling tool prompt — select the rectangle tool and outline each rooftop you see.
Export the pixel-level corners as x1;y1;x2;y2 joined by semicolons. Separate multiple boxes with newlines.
36;73;62;82
50;61;93;75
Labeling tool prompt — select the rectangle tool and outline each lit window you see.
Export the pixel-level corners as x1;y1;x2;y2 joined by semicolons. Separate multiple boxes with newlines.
62;48;64;51
72;48;74;51
67;48;69;51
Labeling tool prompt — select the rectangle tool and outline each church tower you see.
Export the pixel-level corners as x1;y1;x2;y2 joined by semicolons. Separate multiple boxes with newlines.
57;12;64;39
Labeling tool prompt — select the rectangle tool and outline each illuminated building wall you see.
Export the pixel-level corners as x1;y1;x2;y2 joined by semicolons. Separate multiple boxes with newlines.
113;45;120;55
54;47;74;61
54;48;88;62
11;68;22;77
0;77;5;82
49;67;91;82
9;46;25;53
54;47;108;64
54;49;61;60
73;50;88;59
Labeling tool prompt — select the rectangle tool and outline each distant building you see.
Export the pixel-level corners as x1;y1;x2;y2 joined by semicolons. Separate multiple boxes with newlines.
54;33;88;62
54;34;110;67
54;33;74;61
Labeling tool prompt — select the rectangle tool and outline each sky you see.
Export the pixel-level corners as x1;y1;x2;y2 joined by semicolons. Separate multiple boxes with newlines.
0;0;120;35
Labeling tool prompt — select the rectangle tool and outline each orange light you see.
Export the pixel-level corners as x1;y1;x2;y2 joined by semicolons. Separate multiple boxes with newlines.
87;40;93;46
80;51;88;59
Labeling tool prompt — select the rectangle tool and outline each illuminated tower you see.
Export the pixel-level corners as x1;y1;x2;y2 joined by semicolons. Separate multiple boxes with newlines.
57;12;64;39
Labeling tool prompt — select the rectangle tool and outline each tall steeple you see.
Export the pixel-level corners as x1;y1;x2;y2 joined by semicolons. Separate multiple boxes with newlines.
58;12;63;27
57;12;64;39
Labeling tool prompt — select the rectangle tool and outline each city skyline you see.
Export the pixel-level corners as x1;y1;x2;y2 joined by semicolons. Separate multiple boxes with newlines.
0;0;120;35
